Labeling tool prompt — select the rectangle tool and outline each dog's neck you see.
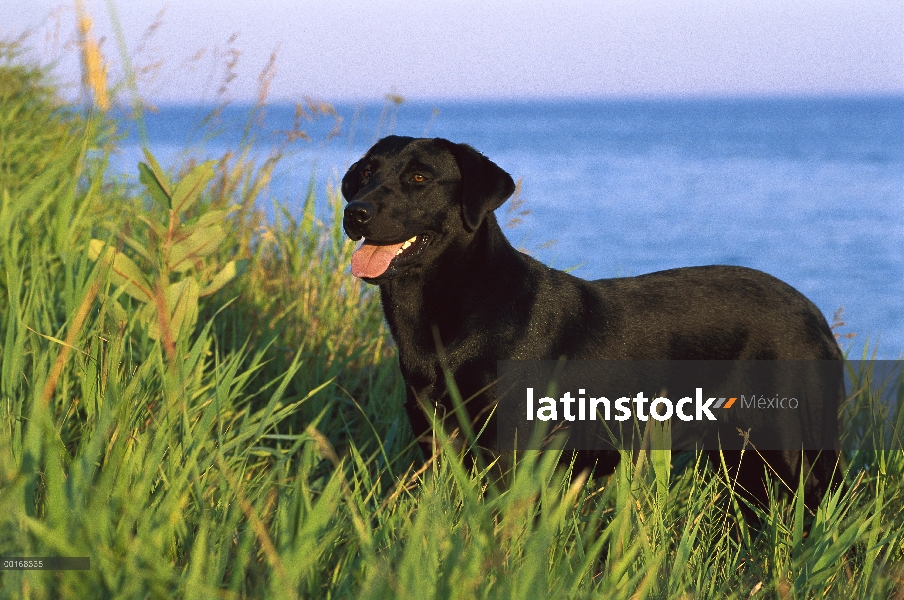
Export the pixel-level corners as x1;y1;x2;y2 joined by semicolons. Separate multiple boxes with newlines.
379;214;529;369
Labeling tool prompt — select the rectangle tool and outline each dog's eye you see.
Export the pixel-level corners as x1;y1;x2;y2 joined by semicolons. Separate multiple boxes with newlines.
362;168;372;178
411;173;425;183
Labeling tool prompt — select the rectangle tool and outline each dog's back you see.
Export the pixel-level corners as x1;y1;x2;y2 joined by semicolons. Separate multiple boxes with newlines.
589;265;841;361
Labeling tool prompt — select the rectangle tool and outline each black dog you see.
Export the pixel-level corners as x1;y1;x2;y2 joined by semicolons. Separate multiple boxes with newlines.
342;135;841;509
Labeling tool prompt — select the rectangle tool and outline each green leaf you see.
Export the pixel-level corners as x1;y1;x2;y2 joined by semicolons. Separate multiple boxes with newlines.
171;161;216;214
140;278;199;341
138;162;171;210
89;240;153;302
137;214;167;241
87;239;105;261
175;209;232;239
100;295;130;327
196;208;231;227
142;148;172;194
167;278;199;340
791;460;805;562
137;302;156;337
169;225;226;272
199;259;248;297
121;234;153;263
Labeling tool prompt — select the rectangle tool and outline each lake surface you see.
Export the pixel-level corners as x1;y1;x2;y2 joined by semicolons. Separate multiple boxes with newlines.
114;97;904;358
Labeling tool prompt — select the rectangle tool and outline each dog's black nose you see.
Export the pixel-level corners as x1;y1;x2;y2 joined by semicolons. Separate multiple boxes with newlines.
344;200;374;226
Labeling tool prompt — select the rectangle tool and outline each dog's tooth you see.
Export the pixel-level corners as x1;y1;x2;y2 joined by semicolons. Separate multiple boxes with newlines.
407;235;418;243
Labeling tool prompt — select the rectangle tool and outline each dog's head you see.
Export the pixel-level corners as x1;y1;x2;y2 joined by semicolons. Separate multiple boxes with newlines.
341;136;516;283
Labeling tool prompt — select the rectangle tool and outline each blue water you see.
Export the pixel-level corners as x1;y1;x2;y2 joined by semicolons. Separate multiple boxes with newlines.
113;97;904;358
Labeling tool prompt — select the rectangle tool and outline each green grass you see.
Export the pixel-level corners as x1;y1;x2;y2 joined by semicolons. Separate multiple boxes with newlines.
0;44;902;599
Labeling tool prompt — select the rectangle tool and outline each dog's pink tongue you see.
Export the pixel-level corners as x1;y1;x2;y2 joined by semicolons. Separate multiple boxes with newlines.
351;241;405;278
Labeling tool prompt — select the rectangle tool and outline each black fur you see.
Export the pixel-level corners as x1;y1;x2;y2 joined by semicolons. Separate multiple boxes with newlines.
342;135;841;510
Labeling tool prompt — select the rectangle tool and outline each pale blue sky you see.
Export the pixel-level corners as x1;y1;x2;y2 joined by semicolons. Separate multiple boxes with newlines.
4;0;903;102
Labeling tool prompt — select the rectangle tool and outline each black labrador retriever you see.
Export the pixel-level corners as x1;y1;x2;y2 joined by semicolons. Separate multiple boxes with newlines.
342;135;841;509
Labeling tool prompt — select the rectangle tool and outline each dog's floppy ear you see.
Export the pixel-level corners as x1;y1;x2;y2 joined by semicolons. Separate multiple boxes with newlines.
341;161;360;201
448;142;516;231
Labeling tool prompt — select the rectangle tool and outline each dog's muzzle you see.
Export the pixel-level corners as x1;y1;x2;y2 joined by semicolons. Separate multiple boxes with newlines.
343;200;374;241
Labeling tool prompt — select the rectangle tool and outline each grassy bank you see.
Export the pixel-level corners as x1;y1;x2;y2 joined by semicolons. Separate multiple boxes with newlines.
0;44;902;599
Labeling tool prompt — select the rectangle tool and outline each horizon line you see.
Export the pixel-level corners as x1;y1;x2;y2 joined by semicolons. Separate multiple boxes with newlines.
124;91;904;109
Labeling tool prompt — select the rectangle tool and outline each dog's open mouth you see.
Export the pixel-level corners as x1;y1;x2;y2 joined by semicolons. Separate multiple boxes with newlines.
351;234;427;279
